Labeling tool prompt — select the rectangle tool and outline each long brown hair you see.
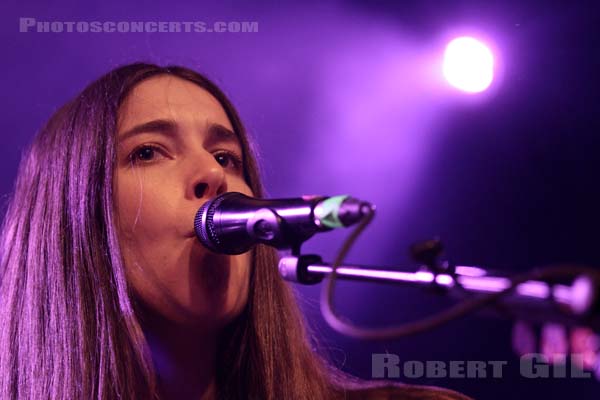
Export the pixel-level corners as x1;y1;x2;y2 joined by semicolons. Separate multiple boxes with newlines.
0;63;470;400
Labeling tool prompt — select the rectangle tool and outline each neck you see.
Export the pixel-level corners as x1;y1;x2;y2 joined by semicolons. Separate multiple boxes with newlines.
138;302;218;400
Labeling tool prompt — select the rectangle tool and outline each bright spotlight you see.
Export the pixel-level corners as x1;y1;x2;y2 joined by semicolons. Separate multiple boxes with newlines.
443;36;494;93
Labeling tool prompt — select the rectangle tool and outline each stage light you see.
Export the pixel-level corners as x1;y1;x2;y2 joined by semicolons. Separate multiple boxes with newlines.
443;36;494;93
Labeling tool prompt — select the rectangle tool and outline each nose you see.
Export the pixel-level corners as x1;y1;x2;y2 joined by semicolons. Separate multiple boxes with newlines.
190;153;227;200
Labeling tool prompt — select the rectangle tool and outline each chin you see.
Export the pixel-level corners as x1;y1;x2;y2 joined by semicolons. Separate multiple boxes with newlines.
131;241;251;328
176;249;250;326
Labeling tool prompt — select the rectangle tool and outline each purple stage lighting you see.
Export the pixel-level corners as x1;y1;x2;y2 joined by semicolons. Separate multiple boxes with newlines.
443;36;494;93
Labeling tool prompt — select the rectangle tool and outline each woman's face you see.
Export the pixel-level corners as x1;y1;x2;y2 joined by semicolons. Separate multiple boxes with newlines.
114;75;252;330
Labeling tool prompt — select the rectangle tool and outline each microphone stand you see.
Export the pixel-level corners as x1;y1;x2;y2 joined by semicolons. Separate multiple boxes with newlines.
278;240;600;331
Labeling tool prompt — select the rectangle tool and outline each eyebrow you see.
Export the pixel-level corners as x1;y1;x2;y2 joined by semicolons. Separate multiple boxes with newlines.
117;118;241;149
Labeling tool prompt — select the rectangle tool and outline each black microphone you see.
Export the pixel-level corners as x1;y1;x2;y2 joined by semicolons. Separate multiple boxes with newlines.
194;192;375;255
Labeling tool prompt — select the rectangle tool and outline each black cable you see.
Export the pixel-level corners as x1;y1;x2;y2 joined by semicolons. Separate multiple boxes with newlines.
320;208;600;340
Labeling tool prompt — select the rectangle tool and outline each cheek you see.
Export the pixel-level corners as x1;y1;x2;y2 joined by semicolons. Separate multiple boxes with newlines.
228;176;254;198
114;170;179;240
115;186;138;237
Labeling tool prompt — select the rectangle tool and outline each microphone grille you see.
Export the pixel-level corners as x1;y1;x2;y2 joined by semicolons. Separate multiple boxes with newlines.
194;193;231;253
194;200;216;251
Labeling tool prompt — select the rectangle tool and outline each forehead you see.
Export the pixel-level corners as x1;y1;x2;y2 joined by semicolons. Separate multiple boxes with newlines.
117;75;233;133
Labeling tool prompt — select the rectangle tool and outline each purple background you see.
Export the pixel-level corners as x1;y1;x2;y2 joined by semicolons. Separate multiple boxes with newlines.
2;1;599;398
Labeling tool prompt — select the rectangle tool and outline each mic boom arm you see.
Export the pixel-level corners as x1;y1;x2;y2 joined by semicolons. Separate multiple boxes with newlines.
278;254;600;332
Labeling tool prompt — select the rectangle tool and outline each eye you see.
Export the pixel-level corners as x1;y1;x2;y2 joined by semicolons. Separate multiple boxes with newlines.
214;151;243;171
128;144;166;165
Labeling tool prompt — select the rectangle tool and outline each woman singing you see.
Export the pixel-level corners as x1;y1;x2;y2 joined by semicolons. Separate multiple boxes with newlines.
0;63;470;399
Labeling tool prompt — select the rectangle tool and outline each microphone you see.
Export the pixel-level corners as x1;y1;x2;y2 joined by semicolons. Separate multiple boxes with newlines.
194;192;375;255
